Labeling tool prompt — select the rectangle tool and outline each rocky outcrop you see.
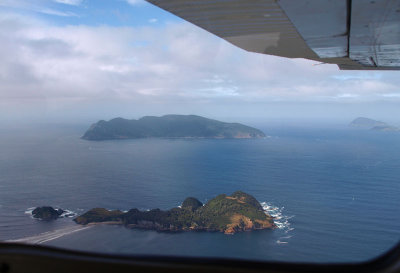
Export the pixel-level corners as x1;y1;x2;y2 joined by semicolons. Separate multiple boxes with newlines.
32;207;64;220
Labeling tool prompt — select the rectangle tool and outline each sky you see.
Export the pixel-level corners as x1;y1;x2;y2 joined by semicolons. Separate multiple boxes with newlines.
0;0;400;125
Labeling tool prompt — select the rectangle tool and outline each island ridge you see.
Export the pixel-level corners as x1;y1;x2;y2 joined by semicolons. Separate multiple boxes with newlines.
82;115;266;140
350;117;400;131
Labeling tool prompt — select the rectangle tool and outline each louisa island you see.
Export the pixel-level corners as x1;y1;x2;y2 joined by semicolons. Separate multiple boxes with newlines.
74;191;276;234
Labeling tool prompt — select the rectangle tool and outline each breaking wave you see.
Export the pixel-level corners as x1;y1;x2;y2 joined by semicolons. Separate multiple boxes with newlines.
24;207;36;217
60;209;78;218
261;202;294;245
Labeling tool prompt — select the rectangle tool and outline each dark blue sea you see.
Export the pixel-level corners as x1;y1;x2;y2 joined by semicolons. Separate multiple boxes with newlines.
0;122;399;263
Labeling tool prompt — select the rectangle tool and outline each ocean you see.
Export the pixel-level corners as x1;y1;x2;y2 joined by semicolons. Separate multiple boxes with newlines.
0;122;399;263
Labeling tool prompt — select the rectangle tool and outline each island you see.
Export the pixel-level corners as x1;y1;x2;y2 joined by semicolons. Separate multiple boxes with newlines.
350;117;399;132
74;191;276;234
82;115;265;140
349;117;387;128
32;207;64;221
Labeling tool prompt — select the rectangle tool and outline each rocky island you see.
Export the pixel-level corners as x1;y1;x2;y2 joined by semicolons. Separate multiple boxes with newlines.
32;207;64;221
74;191;275;234
82;115;265;140
350;117;399;132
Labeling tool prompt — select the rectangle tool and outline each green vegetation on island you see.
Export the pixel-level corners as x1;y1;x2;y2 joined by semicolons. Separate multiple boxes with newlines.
74;191;275;234
82;115;266;140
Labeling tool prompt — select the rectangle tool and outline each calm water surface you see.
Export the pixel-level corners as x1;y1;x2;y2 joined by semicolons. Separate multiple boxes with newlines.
0;123;399;262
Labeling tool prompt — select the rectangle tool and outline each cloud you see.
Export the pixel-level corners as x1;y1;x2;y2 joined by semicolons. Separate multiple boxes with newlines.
0;11;399;122
148;18;157;23
39;8;78;17
126;0;146;6
53;0;83;5
0;0;78;16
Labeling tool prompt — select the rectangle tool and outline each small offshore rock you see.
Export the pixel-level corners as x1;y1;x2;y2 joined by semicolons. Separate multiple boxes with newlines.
32;206;64;220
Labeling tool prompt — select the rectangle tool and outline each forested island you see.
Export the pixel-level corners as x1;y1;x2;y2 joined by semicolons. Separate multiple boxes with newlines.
73;191;275;234
82;115;265;140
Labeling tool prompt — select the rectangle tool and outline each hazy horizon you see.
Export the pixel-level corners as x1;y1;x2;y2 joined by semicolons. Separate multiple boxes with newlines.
1;0;399;125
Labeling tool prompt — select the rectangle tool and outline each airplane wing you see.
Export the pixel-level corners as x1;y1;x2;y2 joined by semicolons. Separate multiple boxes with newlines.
146;0;400;70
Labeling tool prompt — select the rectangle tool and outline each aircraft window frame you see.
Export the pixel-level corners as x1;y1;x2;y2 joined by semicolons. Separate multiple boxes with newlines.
1;241;400;273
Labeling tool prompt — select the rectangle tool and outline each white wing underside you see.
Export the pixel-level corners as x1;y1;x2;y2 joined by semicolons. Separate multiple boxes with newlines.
146;0;400;70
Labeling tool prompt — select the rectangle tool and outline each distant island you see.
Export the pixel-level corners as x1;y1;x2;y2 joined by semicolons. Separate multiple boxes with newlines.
82;115;265;140
349;117;399;132
74;191;276;234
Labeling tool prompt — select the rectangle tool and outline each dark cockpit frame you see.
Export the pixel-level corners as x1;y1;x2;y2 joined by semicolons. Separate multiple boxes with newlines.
1;241;400;273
